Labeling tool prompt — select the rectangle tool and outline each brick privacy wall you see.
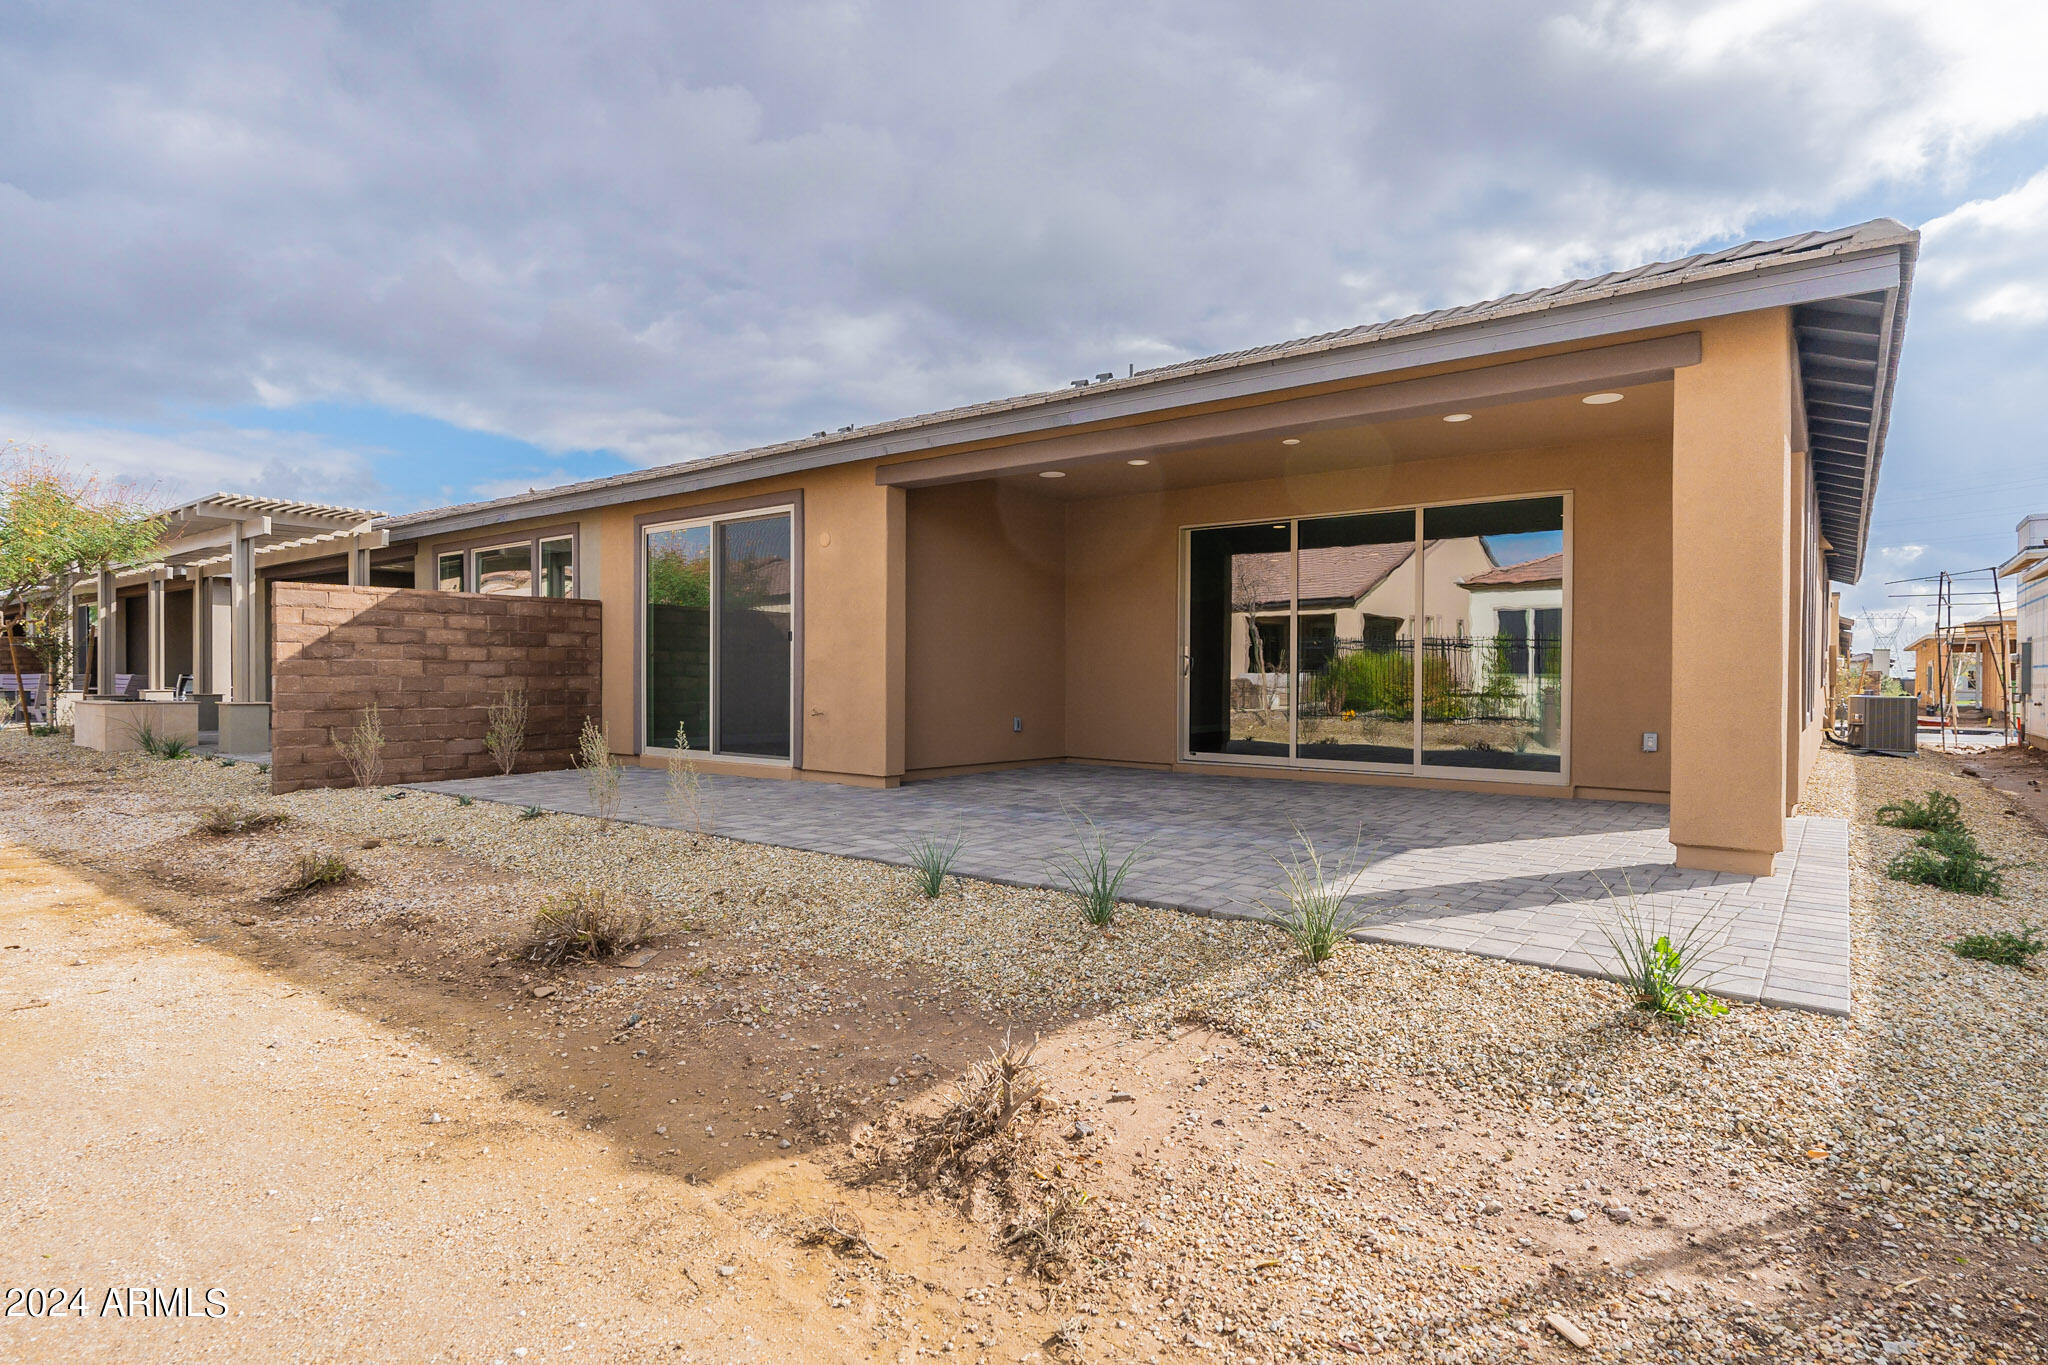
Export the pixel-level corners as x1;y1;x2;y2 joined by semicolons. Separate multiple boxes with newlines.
269;583;602;794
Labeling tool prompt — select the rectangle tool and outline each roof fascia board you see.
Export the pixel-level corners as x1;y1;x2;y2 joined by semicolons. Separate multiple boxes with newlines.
389;247;1903;542
876;332;1700;488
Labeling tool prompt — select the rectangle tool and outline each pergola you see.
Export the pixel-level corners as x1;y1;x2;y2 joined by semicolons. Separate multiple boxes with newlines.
87;494;385;702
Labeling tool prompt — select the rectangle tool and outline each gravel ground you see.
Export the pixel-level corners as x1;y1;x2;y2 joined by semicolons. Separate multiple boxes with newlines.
4;732;2047;1362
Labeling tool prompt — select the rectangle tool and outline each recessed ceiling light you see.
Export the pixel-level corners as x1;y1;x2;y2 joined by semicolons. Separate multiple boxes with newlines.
1582;392;1624;405
1126;458;1150;466
1038;469;1066;478
1281;437;1302;446
1442;412;1473;423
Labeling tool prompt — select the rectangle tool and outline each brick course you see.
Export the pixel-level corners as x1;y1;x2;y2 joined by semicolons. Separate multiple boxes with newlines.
269;583;602;794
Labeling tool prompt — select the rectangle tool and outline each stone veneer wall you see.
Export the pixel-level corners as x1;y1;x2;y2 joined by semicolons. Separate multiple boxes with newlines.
269;583;602;794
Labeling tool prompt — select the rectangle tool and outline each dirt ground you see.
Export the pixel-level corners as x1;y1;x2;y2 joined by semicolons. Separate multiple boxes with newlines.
3;745;2047;1362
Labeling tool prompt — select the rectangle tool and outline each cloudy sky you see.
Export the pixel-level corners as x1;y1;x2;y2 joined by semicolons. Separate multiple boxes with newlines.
4;1;2046;647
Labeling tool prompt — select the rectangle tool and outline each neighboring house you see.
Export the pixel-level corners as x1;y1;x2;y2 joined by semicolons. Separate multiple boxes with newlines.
1999;512;2048;749
80;218;1919;877
1907;614;2018;720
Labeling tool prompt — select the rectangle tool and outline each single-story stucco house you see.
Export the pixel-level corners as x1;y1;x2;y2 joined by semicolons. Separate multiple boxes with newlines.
58;218;1917;877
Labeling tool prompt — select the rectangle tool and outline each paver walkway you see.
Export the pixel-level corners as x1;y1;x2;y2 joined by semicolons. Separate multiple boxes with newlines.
411;764;1853;1015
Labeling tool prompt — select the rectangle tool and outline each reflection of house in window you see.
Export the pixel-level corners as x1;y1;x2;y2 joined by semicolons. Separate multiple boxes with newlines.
1229;538;1496;673
1459;553;1564;677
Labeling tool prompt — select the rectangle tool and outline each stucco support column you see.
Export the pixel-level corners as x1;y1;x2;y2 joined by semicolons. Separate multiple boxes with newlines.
94;568;116;696
146;574;168;690
190;572;210;693
347;533;368;587
1670;310;1797;875
882;483;906;779
229;527;256;702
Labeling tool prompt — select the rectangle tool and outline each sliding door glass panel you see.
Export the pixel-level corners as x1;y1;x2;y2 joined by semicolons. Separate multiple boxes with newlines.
1419;497;1565;772
1295;510;1420;765
474;543;533;596
540;537;574;598
714;513;793;758
645;524;711;752
1186;522;1292;758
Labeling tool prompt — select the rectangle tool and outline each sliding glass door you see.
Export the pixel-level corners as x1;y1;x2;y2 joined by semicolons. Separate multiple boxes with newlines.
644;508;794;761
1182;495;1566;780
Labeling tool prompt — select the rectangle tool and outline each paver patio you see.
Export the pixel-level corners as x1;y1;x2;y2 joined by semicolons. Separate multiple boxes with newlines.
409;764;1853;1016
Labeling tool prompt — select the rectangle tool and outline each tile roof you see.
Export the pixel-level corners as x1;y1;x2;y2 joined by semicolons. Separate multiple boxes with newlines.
1462;553;1564;587
381;218;1916;545
1237;541;1419;608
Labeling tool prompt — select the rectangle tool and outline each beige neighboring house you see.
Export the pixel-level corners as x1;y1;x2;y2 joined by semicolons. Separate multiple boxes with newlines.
83;219;1919;876
1998;512;2048;748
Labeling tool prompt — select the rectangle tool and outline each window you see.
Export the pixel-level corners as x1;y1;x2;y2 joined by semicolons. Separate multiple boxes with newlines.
1185;495;1566;779
473;542;533;596
540;536;574;598
434;531;576;597
644;507;794;761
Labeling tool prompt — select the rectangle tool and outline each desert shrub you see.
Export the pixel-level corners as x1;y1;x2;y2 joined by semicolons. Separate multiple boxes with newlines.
1950;922;2043;967
903;831;965;898
1594;879;1730;1022
526;887;652;967
1876;788;1964;833
455;794;473;807
194;802;289;837
1001;1186;1094;1280
331;702;385;789
892;1034;1042;1190
663;722;713;835
1888;825;2004;896
131;721;192;760
1257;826;1376;966
482;685;529;776
1309;649;1463;721
518;803;546;821
273;852;355;899
574;717;621;824
1046;811;1146;928
791;1206;886;1261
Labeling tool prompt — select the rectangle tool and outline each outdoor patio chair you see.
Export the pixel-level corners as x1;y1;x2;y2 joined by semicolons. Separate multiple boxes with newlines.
0;672;47;726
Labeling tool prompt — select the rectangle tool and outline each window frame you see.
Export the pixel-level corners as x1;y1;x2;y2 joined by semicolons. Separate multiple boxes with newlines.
633;493;804;765
425;524;581;599
1177;490;1572;787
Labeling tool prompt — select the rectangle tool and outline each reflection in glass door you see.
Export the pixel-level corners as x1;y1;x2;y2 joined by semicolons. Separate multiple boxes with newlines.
1186;522;1291;758
1183;496;1567;779
644;509;794;760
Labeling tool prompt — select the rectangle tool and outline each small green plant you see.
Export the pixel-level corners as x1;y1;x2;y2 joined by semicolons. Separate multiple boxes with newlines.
1875;788;1964;833
482;684;529;776
903;831;966;898
664;722;713;835
519;803;546;821
1594;879;1730;1023
330;701;386;789
1256;826;1377;967
1950;922;2044;967
1887;825;2005;895
1046;811;1146;928
255;762;269;775
455;794;474;807
526;887;652;967
217;756;237;767
194;802;289;837
574;717;622;825
272;852;355;899
132;721;192;760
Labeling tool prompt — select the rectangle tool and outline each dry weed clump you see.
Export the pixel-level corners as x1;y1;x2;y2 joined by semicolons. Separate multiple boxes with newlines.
193;802;289;837
525;886;652;967
790;1205;887;1261
1001;1186;1093;1280
270;852;356;900
884;1034;1042;1192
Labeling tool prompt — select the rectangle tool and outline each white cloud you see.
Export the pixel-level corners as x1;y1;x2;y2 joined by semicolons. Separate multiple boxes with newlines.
0;1;2043;496
0;412;386;510
1921;168;2048;325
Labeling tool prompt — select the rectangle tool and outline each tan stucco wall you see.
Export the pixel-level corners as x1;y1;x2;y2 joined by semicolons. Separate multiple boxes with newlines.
904;482;1068;773
417;460;906;783
1060;435;1674;799
1670;309;1796;873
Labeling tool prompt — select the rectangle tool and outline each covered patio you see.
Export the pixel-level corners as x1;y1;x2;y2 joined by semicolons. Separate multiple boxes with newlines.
410;762;1852;1015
